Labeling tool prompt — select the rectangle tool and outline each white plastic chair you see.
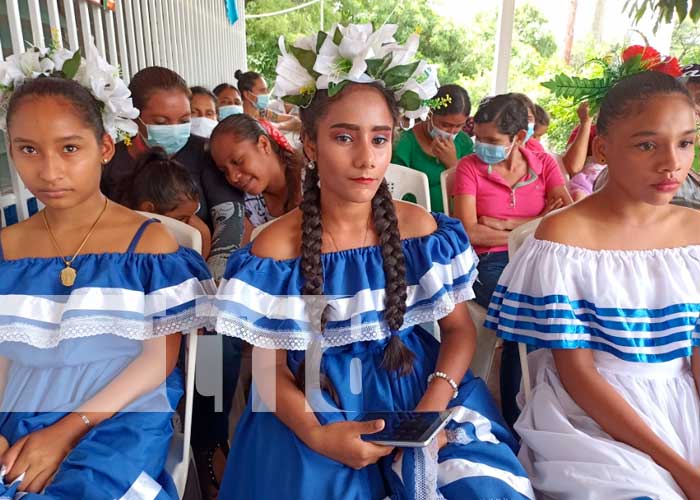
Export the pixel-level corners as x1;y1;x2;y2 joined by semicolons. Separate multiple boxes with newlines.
439;167;456;217
137;212;201;498
250;218;276;242
439;167;498;382
507;217;542;403
384;163;431;211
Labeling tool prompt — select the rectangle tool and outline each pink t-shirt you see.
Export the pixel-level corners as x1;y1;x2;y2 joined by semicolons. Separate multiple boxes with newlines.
453;147;566;254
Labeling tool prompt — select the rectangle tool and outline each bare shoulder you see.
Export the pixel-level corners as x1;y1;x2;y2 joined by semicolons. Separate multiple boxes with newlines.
670;205;700;246
251;209;302;260
120;207;179;254
534;203;591;244
0;215;43;256
394;201;437;239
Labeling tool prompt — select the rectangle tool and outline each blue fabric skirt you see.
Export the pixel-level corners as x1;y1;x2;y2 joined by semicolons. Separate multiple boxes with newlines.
0;371;182;499
220;326;533;499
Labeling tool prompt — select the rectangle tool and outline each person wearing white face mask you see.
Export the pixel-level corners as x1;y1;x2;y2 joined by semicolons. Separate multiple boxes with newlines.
452;93;572;431
392;84;474;212
234;69;301;133
190;86;220;139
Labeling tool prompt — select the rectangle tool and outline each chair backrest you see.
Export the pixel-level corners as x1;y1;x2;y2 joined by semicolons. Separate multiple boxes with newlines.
137;211;199;498
508;217;541;260
440;167;456;216
384;163;431;211
250;218;276;241
136;211;202;254
507;217;542;404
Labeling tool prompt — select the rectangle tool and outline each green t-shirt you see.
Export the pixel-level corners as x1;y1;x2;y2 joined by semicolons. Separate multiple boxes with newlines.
391;129;474;212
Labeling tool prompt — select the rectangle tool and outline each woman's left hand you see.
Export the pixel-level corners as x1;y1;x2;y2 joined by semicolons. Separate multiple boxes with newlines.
432;137;458;169
2;419;82;493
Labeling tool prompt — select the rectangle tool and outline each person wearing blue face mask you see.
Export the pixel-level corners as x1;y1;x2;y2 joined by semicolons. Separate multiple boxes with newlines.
101;67;244;279
392;84;474;212
452;93;572;431
235;69;300;133
213;83;245;120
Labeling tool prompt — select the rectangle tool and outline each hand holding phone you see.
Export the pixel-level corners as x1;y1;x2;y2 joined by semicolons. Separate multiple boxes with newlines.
309;419;394;470
357;410;456;448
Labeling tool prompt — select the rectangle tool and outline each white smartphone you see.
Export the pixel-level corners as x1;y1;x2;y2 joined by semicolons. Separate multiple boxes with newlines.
358;409;456;448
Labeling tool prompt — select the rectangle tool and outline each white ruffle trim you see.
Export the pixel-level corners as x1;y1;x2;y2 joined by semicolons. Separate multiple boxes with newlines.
215;284;475;350
0;307;210;349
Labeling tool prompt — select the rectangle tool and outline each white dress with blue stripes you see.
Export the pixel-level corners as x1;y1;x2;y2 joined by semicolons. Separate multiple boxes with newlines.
486;235;700;499
215;213;535;499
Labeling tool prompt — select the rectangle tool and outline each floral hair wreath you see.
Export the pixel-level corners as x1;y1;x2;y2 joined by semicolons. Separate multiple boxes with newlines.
541;44;683;113
273;23;439;123
0;33;139;143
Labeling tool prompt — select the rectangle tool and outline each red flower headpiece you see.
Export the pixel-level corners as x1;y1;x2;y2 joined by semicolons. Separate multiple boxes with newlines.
542;44;683;112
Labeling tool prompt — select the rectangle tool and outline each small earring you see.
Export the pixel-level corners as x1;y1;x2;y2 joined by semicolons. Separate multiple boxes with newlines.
600;156;606;164
102;158;108;164
307;160;316;170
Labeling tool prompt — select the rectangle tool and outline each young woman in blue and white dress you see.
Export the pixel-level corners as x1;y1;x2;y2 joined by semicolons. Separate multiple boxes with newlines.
0;76;214;498
486;71;700;499
214;25;533;500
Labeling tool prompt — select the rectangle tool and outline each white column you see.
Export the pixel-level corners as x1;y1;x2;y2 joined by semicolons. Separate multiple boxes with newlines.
62;0;80;51
114;0;131;79
27;0;46;48
47;0;64;47
492;0;515;95
7;0;25;54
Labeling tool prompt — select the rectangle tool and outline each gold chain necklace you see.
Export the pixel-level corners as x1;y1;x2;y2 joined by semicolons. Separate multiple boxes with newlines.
41;198;109;287
325;215;371;251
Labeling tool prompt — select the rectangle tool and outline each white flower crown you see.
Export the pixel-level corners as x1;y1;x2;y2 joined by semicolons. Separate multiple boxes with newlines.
0;37;139;143
274;23;439;122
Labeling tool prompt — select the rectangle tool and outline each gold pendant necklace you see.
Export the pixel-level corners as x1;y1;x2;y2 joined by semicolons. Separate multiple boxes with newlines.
41;198;109;287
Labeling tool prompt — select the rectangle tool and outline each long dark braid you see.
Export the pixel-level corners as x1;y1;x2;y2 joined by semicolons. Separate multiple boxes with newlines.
372;181;414;375
295;164;337;402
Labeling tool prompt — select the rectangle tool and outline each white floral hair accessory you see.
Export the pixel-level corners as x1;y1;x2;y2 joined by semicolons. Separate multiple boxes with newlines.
0;36;139;143
274;23;439;122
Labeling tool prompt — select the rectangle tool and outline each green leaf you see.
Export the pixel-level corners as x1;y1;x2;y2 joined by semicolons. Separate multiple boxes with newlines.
398;90;421;111
676;0;689;21
316;31;327;52
382;61;420;89
690;0;700;21
283;93;313;108
61;50;82;80
333;27;342;45
365;54;392;79
290;46;317;73
328;80;349;97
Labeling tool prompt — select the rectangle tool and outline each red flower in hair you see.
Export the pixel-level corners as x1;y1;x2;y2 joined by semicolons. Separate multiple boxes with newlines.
622;45;661;66
653;56;683;77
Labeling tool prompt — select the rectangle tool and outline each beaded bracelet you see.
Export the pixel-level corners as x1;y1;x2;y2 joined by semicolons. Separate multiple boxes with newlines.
427;371;459;400
78;413;93;428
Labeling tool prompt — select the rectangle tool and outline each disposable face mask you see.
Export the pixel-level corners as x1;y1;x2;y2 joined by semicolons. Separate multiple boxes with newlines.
219;105;244;119
525;122;535;142
428;117;458;141
253;93;270;110
190;117;218;138
474;140;513;165
143;122;191;155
